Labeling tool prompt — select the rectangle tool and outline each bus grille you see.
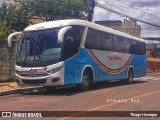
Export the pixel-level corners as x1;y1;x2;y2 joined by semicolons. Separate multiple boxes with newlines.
22;79;47;84
16;71;48;77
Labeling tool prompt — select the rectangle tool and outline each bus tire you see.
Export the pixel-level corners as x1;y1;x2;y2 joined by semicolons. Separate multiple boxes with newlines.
79;70;92;91
127;69;133;84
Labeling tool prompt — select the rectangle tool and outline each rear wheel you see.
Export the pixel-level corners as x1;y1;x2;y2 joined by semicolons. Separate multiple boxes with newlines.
79;71;92;91
127;69;133;84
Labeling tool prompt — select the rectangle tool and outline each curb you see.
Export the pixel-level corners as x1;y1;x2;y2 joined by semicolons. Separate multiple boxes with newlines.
0;87;44;96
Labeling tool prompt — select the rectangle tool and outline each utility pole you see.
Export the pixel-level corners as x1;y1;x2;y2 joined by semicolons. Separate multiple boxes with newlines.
87;0;95;22
67;0;72;19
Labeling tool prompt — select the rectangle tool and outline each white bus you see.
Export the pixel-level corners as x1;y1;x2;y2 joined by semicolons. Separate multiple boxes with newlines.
8;19;147;91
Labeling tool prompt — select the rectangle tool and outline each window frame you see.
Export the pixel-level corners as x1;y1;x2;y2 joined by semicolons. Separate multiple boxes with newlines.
85;27;146;55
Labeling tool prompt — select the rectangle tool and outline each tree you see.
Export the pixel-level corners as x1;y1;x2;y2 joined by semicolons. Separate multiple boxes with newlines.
0;20;13;40
6;5;31;31
15;0;89;21
0;2;32;40
0;3;13;40
0;0;90;40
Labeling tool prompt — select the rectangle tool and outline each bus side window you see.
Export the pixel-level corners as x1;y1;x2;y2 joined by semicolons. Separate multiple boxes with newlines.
126;39;134;54
85;28;102;50
102;32;114;51
129;43;135;54
134;41;146;55
114;35;125;53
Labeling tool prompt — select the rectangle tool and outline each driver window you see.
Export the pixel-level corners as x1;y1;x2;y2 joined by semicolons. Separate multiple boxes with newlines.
62;25;85;60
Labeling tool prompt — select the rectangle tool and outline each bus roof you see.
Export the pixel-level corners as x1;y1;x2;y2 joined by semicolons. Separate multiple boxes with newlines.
24;19;145;42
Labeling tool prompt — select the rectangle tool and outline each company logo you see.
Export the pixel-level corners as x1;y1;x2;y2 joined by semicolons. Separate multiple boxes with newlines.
108;56;122;61
31;69;36;73
30;67;47;73
31;73;35;77
2;112;11;117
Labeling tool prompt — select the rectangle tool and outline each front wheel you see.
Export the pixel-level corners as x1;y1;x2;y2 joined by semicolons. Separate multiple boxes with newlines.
79;71;92;91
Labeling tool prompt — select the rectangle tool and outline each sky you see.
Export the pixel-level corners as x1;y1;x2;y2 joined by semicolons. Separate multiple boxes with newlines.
94;0;160;38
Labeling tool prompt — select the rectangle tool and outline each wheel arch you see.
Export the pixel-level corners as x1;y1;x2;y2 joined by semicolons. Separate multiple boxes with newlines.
81;65;95;83
127;66;134;77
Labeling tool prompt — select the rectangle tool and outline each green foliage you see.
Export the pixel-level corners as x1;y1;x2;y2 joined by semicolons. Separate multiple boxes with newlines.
0;3;32;31
0;21;13;40
15;0;89;21
6;5;31;31
0;0;90;40
0;2;31;40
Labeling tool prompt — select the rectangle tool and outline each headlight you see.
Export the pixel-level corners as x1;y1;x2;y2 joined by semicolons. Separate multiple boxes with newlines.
47;66;64;74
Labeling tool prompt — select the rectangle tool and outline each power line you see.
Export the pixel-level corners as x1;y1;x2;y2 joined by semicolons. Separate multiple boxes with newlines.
118;0;160;13
102;0;159;24
98;0;159;25
114;0;160;20
95;1;160;28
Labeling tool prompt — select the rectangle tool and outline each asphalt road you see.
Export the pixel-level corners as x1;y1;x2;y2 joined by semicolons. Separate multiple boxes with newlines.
0;73;160;120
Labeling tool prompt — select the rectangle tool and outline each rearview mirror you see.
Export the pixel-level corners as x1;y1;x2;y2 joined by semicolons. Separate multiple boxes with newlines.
58;26;72;43
8;32;23;47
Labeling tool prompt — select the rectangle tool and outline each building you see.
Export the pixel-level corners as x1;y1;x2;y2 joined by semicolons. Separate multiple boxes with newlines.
142;36;160;44
29;16;46;24
141;36;160;58
95;18;141;38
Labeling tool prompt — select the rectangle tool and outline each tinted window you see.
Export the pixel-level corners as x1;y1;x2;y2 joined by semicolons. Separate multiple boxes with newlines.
133;41;146;55
114;35;125;52
85;28;102;50
102;32;114;51
85;28;146;55
125;39;134;54
62;25;84;60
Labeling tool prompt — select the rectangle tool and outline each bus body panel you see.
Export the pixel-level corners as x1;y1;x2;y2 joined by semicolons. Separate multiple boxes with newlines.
63;48;147;85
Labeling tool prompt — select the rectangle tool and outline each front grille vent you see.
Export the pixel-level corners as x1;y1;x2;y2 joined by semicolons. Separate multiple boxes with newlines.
16;71;48;77
22;79;47;84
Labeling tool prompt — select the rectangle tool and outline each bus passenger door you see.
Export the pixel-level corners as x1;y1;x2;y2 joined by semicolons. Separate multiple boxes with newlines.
62;25;85;85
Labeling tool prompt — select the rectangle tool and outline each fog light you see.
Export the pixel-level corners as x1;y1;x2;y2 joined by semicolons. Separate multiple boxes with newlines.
52;77;60;82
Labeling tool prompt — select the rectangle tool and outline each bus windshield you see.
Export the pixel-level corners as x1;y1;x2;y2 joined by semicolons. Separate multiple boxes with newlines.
16;28;61;67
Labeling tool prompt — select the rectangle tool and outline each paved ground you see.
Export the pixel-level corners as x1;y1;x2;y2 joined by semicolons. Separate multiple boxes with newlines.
0;73;160;120
0;73;159;91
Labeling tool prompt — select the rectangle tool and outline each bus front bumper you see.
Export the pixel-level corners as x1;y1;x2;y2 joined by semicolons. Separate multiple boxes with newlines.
15;70;64;86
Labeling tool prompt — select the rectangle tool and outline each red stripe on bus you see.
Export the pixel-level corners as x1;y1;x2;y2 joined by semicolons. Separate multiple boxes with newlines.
87;49;133;74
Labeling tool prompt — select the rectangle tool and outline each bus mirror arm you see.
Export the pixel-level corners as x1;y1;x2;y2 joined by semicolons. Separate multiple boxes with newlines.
58;26;72;43
8;32;23;47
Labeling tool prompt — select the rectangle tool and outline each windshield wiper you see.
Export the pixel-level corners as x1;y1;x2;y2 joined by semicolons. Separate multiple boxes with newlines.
21;48;31;67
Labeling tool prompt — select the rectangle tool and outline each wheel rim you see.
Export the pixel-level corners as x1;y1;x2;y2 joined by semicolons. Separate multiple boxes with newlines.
82;76;89;87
